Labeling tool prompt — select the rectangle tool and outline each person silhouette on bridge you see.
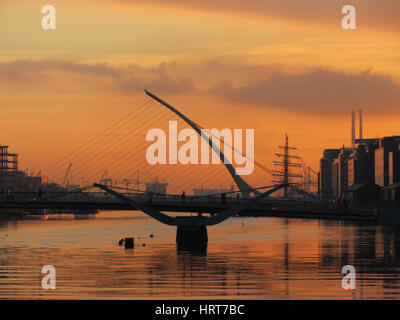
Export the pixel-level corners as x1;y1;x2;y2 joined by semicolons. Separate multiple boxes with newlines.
181;191;185;204
38;188;42;200
221;193;226;205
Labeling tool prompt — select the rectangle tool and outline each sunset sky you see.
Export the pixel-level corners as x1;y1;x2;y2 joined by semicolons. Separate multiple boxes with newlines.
0;0;399;191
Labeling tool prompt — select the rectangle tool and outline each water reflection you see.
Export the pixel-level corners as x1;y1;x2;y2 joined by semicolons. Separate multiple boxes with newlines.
1;212;400;299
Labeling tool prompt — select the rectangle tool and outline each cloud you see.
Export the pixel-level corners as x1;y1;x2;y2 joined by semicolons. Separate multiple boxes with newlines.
113;0;400;33
119;74;195;94
0;59;195;95
0;59;398;115
217;68;400;114
0;60;119;85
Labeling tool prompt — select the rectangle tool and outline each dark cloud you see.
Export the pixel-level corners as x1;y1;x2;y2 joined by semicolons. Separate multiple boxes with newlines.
217;68;400;114
0;60;119;84
0;59;398;115
0;59;195;95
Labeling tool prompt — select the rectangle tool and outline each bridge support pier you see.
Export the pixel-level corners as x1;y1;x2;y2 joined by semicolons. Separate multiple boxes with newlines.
176;225;208;254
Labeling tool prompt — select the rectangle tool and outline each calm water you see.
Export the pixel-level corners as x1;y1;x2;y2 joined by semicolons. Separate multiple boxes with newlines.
1;211;400;299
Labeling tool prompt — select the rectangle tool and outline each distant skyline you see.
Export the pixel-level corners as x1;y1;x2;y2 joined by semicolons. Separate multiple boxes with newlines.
0;0;399;188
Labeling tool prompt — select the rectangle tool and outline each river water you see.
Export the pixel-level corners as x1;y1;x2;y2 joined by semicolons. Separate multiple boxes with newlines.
1;211;400;299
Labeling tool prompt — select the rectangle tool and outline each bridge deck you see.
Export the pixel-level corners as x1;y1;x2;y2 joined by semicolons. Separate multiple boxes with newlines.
1;198;376;221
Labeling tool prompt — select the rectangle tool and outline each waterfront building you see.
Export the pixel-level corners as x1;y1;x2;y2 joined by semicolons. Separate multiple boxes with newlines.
331;147;353;199
383;182;400;203
347;141;378;187
193;185;234;197
0;145;18;190
145;180;168;195
374;136;400;187
381;138;400;201
320;149;340;199
344;182;381;206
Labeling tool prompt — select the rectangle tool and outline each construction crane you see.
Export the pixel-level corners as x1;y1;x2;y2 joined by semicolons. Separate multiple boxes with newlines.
61;163;72;188
299;158;319;194
125;169;147;191
100;170;112;186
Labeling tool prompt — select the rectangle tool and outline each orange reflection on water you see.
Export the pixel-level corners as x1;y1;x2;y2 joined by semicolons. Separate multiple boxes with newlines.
0;212;400;299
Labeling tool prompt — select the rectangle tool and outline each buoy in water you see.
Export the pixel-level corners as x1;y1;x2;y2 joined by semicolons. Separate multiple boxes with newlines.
124;237;134;249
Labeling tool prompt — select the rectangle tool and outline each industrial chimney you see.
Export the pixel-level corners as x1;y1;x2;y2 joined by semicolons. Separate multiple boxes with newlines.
351;111;355;148
359;109;363;139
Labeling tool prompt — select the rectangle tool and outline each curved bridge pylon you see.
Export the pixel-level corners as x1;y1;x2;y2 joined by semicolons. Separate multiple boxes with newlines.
145;89;260;197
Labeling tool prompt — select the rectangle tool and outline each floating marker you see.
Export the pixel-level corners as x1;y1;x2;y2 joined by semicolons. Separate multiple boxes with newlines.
124;237;134;249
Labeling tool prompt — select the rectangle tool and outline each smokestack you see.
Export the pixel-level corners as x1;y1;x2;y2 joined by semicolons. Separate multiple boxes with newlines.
351;111;355;148
359;109;363;139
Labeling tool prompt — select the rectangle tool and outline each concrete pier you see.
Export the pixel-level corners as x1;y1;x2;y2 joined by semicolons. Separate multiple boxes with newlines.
176;225;208;253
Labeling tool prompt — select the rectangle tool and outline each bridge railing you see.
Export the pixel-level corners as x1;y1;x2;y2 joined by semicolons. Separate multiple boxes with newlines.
4;184;288;206
3;190;232;201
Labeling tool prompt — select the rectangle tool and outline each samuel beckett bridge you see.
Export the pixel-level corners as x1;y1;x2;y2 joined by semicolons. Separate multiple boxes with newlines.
2;90;367;251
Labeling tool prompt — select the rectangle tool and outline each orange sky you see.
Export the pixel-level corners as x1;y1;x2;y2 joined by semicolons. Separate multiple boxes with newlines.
0;0;399;192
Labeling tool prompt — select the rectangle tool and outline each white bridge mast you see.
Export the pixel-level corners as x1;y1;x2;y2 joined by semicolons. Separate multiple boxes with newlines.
144;89;258;196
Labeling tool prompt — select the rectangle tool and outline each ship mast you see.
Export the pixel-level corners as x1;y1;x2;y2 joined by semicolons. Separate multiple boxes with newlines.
272;134;302;198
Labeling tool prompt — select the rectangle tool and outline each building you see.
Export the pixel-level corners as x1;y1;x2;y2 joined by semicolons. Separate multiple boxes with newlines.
389;149;400;185
374;136;400;187
320;109;400;205
331;147;353;199
145;181;168;195
1;145;54;200
193;185;234;197
347;141;377;187
382;143;400;202
0;145;18;190
383;182;400;203
331;160;339;199
320;149;340;199
344;182;381;206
